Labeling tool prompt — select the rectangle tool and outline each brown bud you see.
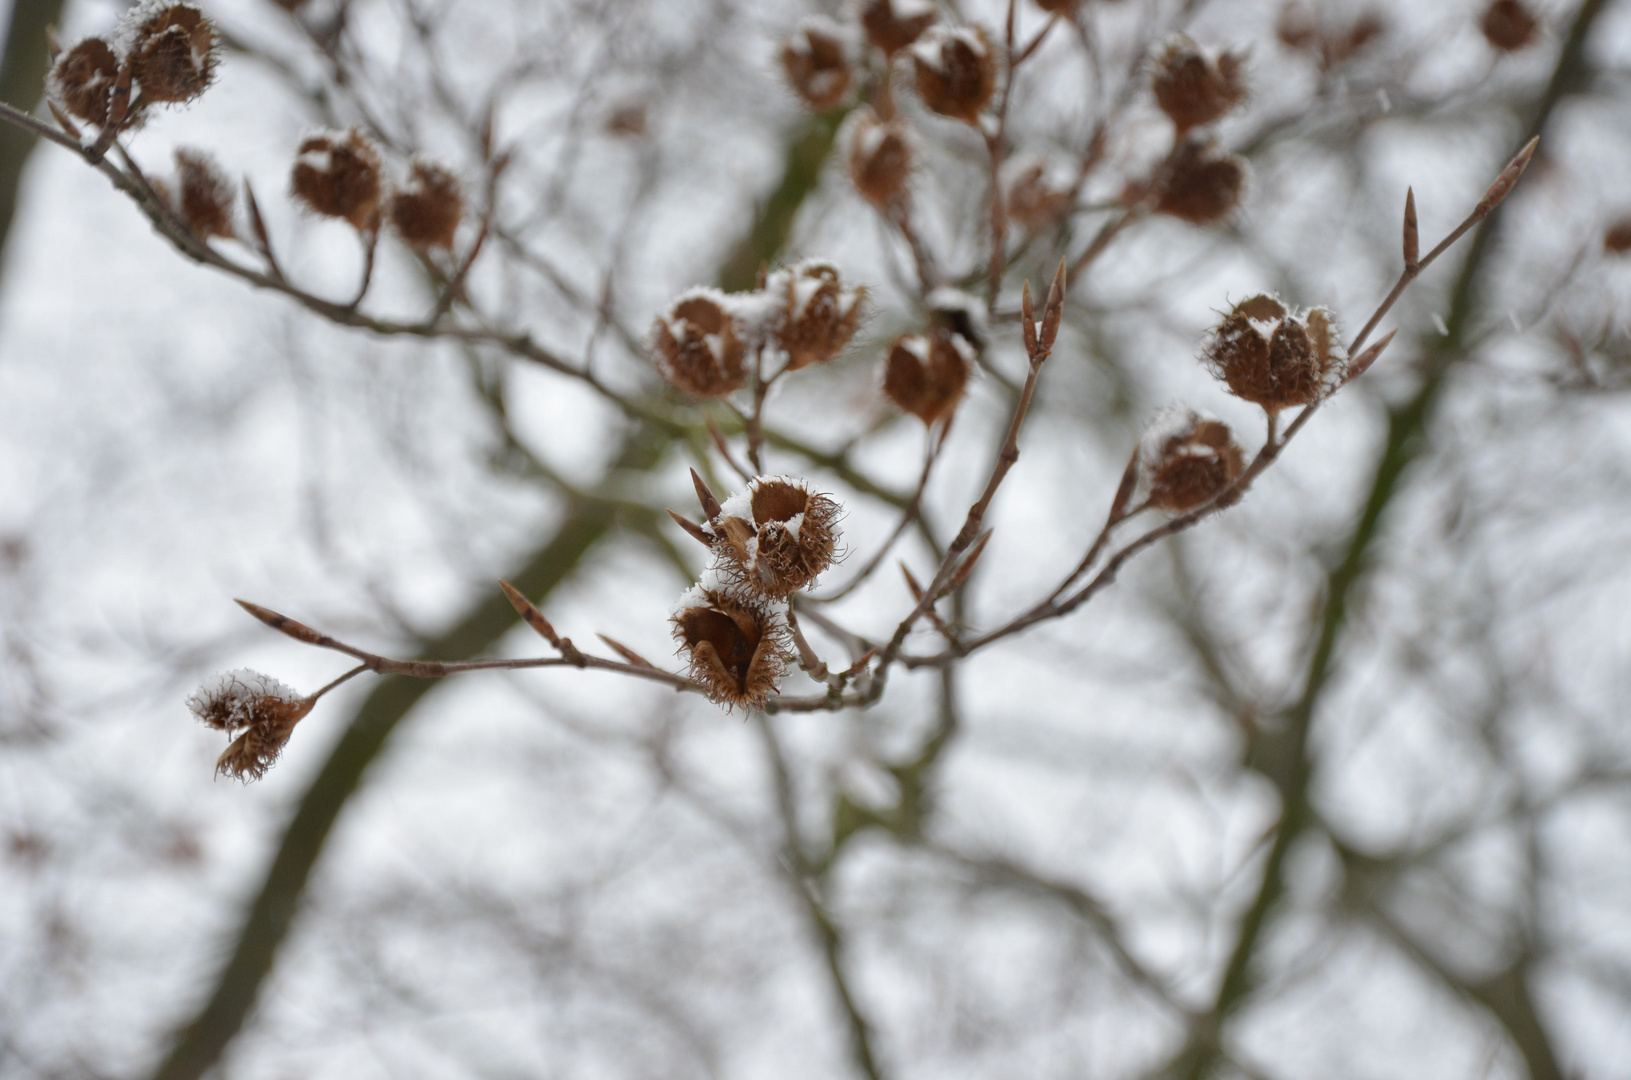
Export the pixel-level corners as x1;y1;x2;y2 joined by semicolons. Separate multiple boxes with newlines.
860;0;937;56
1151;35;1247;134
1481;0;1538;52
884;328;973;427
707;475;842;598
186;669;315;781
768;262;866;370
911;27;997;125
1152;139;1246;225
1202;295;1348;412
173;148;235;239
46;38;119;126
1275;2;1318;50
290;128;383;230
1006;161;1073;230
1138;410;1245;513
671;589;789;709
123;3;217;105
387;161;463;250
650;290;748;399
605;104;647;137
1604;219;1631;255
848;109;912;209
781;20;852;111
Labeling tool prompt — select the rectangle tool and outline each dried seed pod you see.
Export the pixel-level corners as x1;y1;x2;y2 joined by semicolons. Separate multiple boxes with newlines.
884;327;973;427
1006;160;1074;230
1153;139;1246;225
1603;219;1631;255
46;38;119;126
1481;0;1538;52
848;109;912;209
1202;294;1348;412
290;128;383;230
781;19;852;111
1138;409;1245;513
707;475;842;598
121;2;217;105
173;148;235;239
650;289;749;399
1150;35;1247;134
186;669;315;780
860;0;937;56
671;587;789;708
767;261;866;370
911;26;997;125
387;161;463;250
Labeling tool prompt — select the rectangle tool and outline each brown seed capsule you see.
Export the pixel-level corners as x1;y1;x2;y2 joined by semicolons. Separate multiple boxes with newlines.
1202;295;1347;412
671;588;789;709
884;328;973;427
848;109;912;209
1150;35;1247;134
123;3;216;105
1482;0;1538;52
387;161;463;250
46;38;120;126
1006;160;1074;230
707;475;842;598
1153;139;1246;225
173;148;235;239
1604;219;1631;255
768;261;866;370
186;669;315;781
781;20;852;111
650;290;749;399
860;0;937;56
911;27;997;125
290;129;383;230
1139;410;1245;513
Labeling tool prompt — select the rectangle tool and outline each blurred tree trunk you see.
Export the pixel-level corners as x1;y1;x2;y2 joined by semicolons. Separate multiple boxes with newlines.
0;0;66;268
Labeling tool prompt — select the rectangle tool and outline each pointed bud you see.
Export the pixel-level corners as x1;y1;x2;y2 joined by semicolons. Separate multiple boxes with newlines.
1476;136;1538;219
1402;187;1419;272
668;509;716;549
1342;328;1398;384
691;468;723;522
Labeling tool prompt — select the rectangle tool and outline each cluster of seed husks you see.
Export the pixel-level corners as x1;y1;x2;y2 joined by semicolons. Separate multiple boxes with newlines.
1128;293;1352;515
649;262;866;399
775;2;1000;213
670;475;843;708
1140;35;1250;227
47;2;218;130
289;128;464;247
187;669;314;780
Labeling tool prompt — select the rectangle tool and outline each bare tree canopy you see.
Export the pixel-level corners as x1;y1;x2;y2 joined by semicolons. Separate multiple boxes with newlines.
2;2;1630;1079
